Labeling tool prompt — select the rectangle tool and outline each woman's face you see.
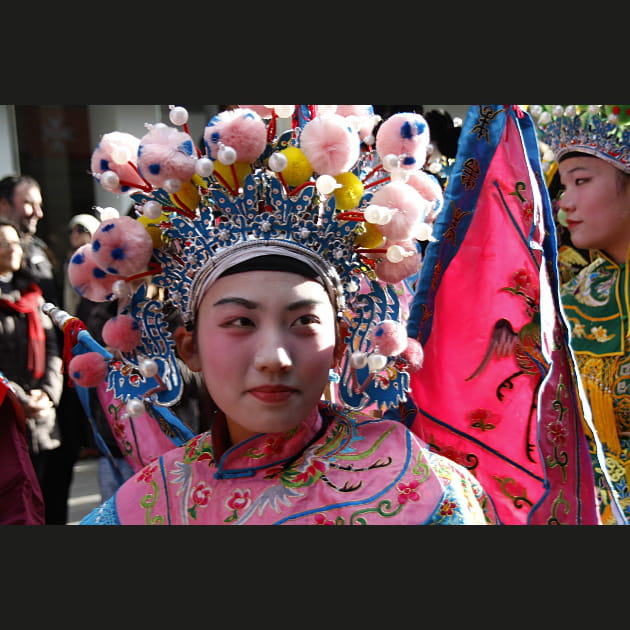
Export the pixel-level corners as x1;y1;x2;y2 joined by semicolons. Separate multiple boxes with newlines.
191;269;338;444
558;155;630;263
69;224;92;250
0;225;23;274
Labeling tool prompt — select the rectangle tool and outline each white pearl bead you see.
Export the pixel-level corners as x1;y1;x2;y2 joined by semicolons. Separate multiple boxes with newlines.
169;106;189;126
139;358;159;378
195;157;214;177
111;146;132;165
529;105;542;118
415;222;433;241
382;154;400;171
163;178;182;193
344;279;359;293
143;200;163;219
99;206;120;220
112;279;132;299
274;105;295;118
350;351;368;369
100;170;120;191
367;353;387;372
126;398;145;418
268;152;288;172
317;105;337;116
386;244;405;263
316;175;340;195
218;145;237;165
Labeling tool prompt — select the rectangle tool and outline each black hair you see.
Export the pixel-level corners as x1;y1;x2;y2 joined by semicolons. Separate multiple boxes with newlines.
0;175;40;204
423;109;461;160
218;254;322;283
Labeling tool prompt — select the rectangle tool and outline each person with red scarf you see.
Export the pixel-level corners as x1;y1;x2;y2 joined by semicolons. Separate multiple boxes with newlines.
0;218;62;510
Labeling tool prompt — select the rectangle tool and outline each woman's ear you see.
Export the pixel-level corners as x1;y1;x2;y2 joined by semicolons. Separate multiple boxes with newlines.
174;326;202;372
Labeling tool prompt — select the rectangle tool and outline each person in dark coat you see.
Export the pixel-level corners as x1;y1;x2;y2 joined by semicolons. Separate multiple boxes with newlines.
0;373;45;525
0;218;63;506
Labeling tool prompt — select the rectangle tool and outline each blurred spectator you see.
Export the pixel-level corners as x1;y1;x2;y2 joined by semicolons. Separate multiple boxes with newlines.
0;217;63;517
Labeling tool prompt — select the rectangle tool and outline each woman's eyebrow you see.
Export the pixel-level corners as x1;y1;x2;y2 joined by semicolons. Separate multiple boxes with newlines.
212;296;257;309
212;297;325;311
286;299;324;312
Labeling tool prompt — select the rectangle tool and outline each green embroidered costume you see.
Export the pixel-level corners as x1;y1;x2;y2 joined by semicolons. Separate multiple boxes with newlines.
561;253;630;522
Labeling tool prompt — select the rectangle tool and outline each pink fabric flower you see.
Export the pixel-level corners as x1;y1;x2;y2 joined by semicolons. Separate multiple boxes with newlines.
397;479;420;504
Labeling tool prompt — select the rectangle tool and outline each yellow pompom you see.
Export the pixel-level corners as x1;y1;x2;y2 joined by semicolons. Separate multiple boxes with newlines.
279;146;313;187
333;171;364;210
213;161;252;190
137;214;168;249
354;222;384;249
169;179;200;211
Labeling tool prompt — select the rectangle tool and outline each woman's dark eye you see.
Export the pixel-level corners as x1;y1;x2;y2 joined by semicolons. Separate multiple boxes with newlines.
294;314;319;326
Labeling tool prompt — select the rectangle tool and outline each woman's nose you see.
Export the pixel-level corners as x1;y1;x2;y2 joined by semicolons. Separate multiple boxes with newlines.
254;334;292;373
557;190;574;212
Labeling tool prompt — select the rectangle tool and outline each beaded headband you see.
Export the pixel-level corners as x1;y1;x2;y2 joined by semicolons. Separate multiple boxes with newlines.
530;105;630;174
63;105;443;417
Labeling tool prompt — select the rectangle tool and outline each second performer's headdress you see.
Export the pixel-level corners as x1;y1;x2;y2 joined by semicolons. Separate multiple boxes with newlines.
531;104;630;174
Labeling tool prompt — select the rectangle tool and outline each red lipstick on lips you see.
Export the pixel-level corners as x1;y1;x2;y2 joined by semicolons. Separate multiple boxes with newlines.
248;385;297;403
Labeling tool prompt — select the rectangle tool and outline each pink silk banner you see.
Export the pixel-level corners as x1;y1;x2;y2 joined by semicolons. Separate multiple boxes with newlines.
406;105;611;524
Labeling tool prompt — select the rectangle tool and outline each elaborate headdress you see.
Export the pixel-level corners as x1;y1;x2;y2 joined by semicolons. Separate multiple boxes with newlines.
531;104;630;174
58;105;444;422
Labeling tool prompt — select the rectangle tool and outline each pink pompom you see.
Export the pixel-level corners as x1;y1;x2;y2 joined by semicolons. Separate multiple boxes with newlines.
369;320;408;356
102;314;142;353
68;352;109;387
369;181;427;242
137;123;197;188
406;169;443;203
91;216;154;278
376;112;430;171
91;131;145;194
238;105;274;119
204;108;267;163
402;337;424;372
335;105;377;142
67;243;123;303
299;114;360;175
374;240;422;284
